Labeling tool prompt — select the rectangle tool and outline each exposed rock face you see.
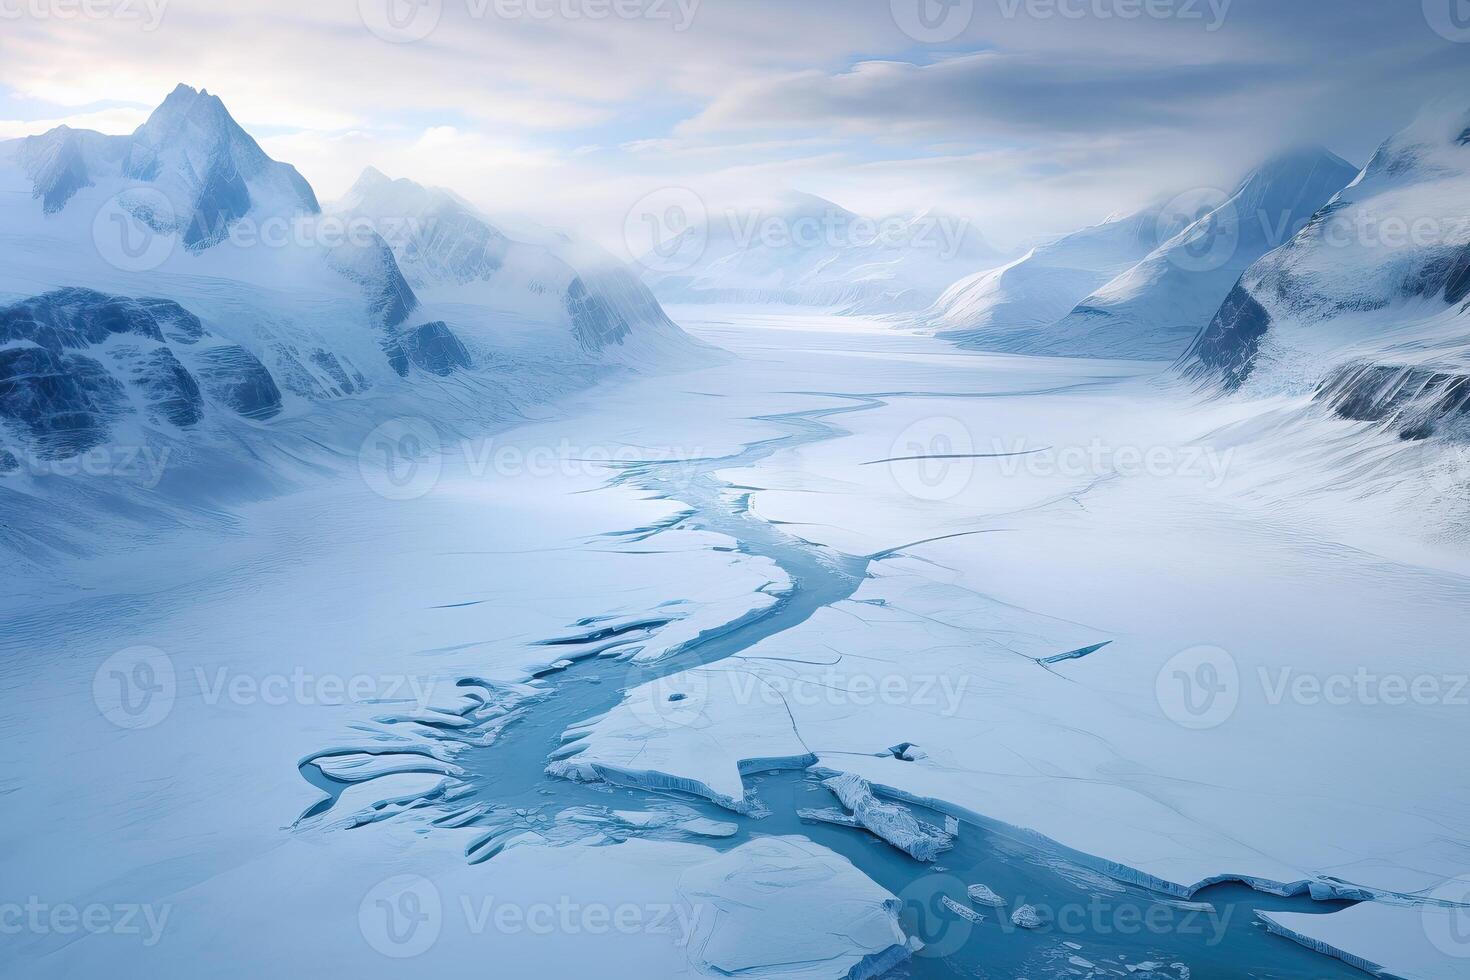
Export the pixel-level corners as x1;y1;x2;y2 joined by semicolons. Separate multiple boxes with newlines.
1317;363;1470;440
0;346;127;458
325;234;420;332
384;321;473;377
0;288;285;457
195;345;282;420
113;345;205;427
308;350;365;395
1;287;169;349
565;276;632;351
1178;283;1274;389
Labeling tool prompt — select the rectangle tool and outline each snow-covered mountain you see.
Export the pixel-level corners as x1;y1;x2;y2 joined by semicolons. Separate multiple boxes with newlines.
1047;147;1358;359
930;149;1358;359
643;191;1003;314
1172;103;1470;542
1182;106;1470;416
0;84;701;523
332;167;686;358
928;205;1165;349
17;83;320;248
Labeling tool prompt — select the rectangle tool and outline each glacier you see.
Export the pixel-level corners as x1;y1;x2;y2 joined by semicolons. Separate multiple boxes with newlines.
5;78;1470;980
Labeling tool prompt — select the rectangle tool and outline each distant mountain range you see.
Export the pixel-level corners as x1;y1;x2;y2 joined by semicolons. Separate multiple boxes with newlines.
0;85;700;483
641;191;1007;314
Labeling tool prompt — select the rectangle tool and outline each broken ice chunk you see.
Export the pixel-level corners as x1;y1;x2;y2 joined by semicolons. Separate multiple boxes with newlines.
967;883;1005;907
676;817;739;838
886;742;928;761
798;806;863;828
941;895;985;923
822;772;953;862
1011;904;1043;929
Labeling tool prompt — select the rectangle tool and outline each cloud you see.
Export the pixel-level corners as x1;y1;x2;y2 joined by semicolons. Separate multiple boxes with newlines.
0;0;1466;252
684;51;1290;139
0;105;149;138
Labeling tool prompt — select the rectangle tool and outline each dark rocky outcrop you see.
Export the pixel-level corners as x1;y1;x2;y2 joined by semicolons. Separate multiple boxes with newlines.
384;321;473;377
113;345;204;427
565;276;632;351
196;345;282;420
0;347;127;458
1316;363;1470;440
0;288;287;456
1178;284;1273;390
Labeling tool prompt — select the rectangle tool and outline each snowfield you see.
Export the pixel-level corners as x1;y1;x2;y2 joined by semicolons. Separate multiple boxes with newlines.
556;309;1470;978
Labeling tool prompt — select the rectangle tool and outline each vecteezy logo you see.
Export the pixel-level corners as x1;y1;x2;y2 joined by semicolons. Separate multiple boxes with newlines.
358;418;443;501
627;666;712;730
891;0;974;43
1156;645;1239;730
1424;0;1470;42
1424;876;1470;959
93;646;176;729
1156;187;1239;273
623;187;709;275
359;875;442;958
359;0;443;43
897;873;976;957
887;417;976;501
92;189;177;273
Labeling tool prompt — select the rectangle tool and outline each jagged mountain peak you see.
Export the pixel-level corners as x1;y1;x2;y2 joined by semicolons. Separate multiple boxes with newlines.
2;83;321;240
133;84;258;159
347;165;395;195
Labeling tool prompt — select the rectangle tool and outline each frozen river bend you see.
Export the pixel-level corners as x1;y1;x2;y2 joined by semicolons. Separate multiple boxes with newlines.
3;310;1468;979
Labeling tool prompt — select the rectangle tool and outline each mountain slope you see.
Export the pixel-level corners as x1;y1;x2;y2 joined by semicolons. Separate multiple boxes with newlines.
332;167;693;361
929;150;1358;360
16;84;320;247
1170;103;1470;548
0;85;703;538
928;205;1165;349
1046;147;1358;359
1181;104;1470;426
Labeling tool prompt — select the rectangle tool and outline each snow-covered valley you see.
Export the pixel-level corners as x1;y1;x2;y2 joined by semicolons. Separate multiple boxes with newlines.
5;305;1467;979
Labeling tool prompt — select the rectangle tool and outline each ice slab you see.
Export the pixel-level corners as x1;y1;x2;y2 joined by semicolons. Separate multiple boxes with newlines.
547;662;815;812
676;836;912;980
1260;902;1470;980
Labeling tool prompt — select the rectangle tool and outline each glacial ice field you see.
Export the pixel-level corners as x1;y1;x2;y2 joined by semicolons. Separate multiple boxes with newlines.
3;308;1468;980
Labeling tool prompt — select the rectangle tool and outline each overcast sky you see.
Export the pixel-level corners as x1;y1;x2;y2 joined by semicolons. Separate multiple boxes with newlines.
2;0;1467;254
